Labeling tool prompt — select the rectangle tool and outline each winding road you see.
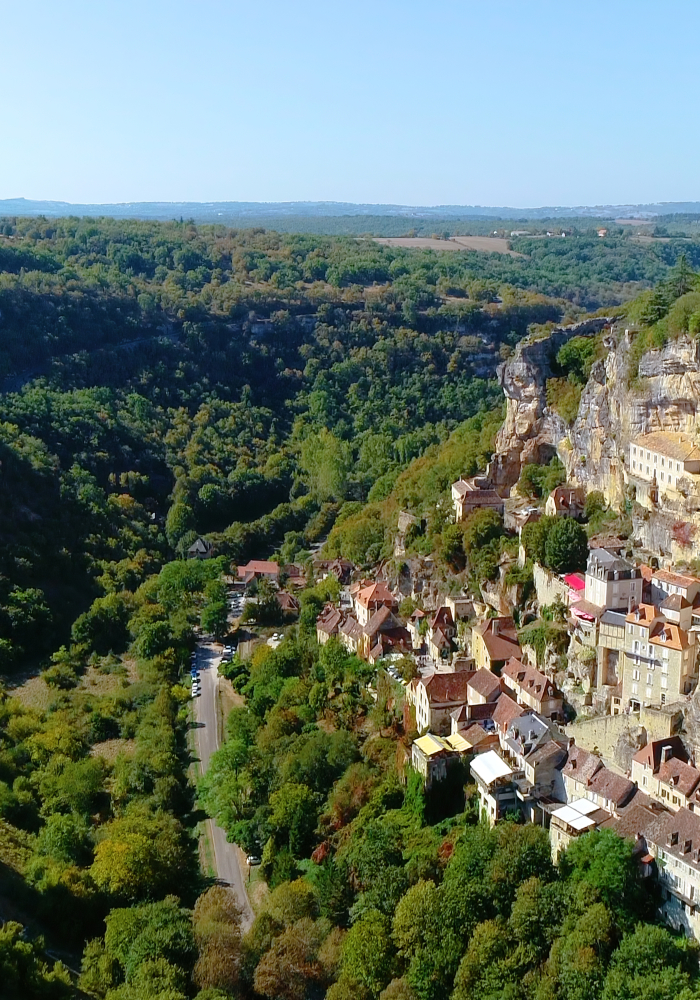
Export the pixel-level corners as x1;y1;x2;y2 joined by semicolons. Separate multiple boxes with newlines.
193;641;254;931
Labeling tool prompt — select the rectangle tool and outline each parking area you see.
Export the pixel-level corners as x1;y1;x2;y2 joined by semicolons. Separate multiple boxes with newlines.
228;589;246;620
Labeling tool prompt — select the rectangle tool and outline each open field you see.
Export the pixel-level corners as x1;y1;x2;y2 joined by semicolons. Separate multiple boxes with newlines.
372;235;521;255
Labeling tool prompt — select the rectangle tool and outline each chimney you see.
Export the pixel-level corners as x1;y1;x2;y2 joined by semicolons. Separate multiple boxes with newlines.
661;745;673;763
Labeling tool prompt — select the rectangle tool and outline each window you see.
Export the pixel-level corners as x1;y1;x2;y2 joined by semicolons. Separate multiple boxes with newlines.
661;472;665;482
661;676;668;689
646;687;653;698
643;776;648;786
654;454;658;464
632;446;636;455
647;466;650;475
633;460;636;469
633;669;640;680
647;451;651;460
661;693;666;704
661;457;665;467
647;672;653;684
677;462;681;472
632;683;639;695
634;640;639;651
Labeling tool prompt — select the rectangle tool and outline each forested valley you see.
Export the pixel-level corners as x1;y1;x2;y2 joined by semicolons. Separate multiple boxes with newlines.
0;216;699;999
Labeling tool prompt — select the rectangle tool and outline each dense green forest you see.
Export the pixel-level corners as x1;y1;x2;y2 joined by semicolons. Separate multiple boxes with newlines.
0;217;699;998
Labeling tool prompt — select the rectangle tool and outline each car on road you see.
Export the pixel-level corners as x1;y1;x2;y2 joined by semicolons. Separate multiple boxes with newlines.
246;855;261;866
192;685;201;698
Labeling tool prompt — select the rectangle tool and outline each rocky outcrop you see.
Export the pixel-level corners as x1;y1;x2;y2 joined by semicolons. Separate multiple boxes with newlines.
489;317;614;491
490;321;700;563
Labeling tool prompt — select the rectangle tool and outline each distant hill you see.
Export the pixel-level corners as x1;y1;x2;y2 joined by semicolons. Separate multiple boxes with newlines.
2;197;700;224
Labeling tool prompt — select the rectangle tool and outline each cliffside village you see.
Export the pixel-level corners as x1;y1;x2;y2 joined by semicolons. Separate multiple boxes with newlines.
222;416;700;941
318;436;700;941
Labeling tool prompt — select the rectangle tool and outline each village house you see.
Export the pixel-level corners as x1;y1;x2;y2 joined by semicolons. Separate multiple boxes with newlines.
451;476;505;522
621;603;698;710
237;559;280;587
316;605;344;645
188;537;214;559
471;616;521;673
449;699;498;733
411;734;457;789
650;568;700;606
360;605;410;662
319;558;354;584
451;721;500;755
409;671;472;735
429;606;457;662
470;750;520;825
499;712;568;804
501;656;565;720
282;564;307;589
583;548;643;611
562;745;636;815
276;591;300;618
467;668;502;706
491;692;528;735
593;609;626;693
628;432;700;509
549;797;611;859
407;608;426;651
631;738;700;812
352;581;398;627
338;614;362;655
444;594;475;622
640;807;700;938
545;485;585;519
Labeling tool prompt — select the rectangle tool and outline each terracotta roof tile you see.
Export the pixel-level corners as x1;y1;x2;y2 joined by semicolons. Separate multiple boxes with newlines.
563;745;602;783
633;737;688;772
468;669;502;700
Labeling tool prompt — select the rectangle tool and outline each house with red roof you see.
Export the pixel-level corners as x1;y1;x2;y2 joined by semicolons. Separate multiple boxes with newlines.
429;606;456;662
353;581;398;626
501;656;564;720
410;671;474;735
360;605;410;662
471;616;521;673
545;485;585;519
316;605;344;645
237;559;280;586
467;669;502;706
631;738;700;812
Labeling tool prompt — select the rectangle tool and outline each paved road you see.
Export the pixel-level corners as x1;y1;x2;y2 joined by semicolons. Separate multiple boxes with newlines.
194;641;254;931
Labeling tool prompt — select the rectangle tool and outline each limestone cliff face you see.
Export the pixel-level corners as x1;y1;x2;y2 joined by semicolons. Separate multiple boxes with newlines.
489;318;613;491
490;323;700;561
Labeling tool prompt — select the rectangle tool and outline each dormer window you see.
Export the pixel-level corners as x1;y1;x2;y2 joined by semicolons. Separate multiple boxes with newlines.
684;840;693;854
670;831;679;847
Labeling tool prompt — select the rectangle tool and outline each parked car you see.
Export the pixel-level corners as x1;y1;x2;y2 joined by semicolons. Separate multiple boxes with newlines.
246;855;261;866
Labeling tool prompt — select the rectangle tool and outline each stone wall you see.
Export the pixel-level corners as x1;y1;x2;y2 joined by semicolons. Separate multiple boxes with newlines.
565;712;642;759
534;563;570;608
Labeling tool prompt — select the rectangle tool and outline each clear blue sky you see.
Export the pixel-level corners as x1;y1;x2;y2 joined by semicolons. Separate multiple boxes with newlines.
1;0;698;207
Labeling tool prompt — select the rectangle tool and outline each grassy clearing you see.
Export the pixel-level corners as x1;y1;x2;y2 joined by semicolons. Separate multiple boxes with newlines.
90;738;136;762
6;673;52;713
